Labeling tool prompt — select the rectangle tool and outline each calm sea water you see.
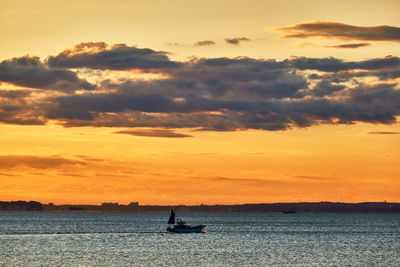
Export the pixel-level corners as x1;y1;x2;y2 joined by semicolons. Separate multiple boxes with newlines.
0;212;399;266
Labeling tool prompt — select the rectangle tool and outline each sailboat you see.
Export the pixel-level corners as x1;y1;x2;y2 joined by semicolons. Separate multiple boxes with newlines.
167;210;206;233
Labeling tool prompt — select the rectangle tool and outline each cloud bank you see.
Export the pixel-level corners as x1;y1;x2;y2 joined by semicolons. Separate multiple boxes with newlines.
1;42;400;132
279;21;400;42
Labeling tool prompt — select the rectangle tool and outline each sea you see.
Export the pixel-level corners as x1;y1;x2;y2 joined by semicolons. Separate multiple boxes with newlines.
0;212;399;266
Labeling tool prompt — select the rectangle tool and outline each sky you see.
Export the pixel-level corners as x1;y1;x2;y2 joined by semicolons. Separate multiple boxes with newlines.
0;0;399;205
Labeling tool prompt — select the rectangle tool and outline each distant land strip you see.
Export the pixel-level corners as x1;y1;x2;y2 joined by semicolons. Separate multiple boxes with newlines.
1;201;400;213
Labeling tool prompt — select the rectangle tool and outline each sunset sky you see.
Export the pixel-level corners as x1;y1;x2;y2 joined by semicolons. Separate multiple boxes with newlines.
1;0;399;205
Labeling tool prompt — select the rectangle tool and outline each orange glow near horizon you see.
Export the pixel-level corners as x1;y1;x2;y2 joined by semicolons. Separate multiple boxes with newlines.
0;122;399;205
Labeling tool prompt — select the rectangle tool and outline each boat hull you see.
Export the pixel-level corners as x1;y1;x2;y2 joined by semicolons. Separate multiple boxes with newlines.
167;225;206;233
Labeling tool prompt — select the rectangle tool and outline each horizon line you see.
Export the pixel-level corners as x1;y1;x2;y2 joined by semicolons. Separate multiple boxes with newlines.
2;200;398;206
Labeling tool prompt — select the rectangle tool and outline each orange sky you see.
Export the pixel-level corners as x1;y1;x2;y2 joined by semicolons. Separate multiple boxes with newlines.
0;0;399;204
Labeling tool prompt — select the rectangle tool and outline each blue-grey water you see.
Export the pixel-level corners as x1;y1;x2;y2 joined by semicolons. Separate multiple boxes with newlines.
1;212;399;266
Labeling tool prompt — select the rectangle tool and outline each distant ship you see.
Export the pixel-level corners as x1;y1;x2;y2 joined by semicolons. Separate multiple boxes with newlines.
167;210;206;233
282;210;296;214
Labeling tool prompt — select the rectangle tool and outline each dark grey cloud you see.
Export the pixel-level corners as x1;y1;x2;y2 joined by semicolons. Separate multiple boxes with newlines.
287;55;400;72
0;91;46;125
0;55;95;91
168;57;307;100
50;93;205;115
46;59;309;122
0;90;31;99
47;42;181;70
325;43;370;49
43;81;400;131
194;40;216;46
225;37;250;45
90;56;307;107
341;83;400;124
0;155;87;169
114;129;192;138
311;67;400;82
2;43;400;132
309;80;346;97
279;21;400;42
0;110;46;126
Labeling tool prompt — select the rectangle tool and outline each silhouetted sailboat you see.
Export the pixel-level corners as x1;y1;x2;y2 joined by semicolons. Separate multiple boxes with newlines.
167;210;206;233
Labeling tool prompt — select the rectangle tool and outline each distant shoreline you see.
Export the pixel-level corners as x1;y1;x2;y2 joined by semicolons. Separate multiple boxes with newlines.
1;201;400;213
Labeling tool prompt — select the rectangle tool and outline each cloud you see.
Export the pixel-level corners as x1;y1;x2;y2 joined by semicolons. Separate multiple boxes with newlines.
0;55;95;91
279;21;400;42
2;42;400;132
287;55;400;72
58;172;85;177
0;90;32;99
0;111;46;126
0;172;18;176
368;131;400;135
47;42;181;70
114;129;192;138
168;57;307;99
211;176;274;183
310;67;400;81
309;80;346;97
194;40;216;46
325;43;370;49
0;155;87;169
44;82;400;131
225;37;250;45
0;90;47;125
291;175;333;181
25;57;400;130
346;83;400;123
